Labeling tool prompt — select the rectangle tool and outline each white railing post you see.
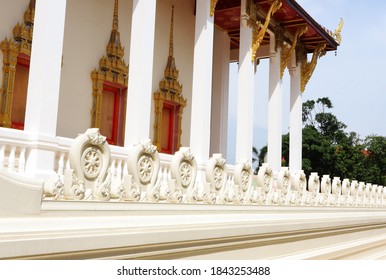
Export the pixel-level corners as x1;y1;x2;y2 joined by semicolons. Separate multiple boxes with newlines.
17;147;26;173
8;146;16;172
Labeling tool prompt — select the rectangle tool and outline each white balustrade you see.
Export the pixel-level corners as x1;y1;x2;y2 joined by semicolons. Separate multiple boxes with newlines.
1;128;386;208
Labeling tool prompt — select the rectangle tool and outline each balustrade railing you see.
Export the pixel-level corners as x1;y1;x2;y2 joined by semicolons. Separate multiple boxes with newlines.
0;127;385;208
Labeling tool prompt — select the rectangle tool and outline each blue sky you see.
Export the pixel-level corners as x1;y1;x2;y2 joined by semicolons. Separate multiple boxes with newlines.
227;0;386;164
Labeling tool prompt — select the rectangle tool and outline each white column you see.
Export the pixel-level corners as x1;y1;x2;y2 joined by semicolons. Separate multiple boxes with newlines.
124;0;157;147
267;33;283;173
189;0;214;163
235;0;255;165
289;53;302;173
210;28;230;157
23;0;67;178
24;0;67;136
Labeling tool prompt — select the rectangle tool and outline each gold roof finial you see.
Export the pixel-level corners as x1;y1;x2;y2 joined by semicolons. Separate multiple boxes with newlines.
157;5;182;95
334;18;344;45
107;0;124;59
169;5;174;57
113;0;119;31
24;0;35;26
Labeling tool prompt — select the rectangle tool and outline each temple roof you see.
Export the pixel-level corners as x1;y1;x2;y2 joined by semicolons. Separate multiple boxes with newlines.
214;0;340;53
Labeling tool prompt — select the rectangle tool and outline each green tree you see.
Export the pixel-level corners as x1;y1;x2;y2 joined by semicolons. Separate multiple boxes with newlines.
363;135;386;185
252;146;259;175
253;97;386;185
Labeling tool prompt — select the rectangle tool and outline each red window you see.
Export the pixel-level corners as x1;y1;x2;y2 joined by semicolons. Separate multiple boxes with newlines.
99;81;126;146
11;54;30;130
160;101;180;154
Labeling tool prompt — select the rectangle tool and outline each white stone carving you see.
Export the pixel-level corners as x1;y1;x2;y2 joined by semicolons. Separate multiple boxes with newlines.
319;175;331;206
63;128;111;201
127;139;160;202
256;163;273;205
43;175;64;200
234;161;252;205
376;185;383;207
348;180;359;206
170;147;197;203
331;177;342;206
205;154;228;204
276;167;291;205
307;172;320;206
291;170;307;206
357;182;365;206
383;187;386;207
340;179;351;206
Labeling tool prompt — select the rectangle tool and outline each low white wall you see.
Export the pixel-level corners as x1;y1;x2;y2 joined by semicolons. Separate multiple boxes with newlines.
2;203;386;260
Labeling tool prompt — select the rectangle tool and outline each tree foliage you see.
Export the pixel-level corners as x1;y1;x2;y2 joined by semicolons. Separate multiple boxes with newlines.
253;97;386;186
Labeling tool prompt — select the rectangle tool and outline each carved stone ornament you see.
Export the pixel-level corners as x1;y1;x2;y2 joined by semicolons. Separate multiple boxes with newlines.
291;170;306;192
277;167;291;205
341;179;351;196
277;167;290;190
170;147;197;191
257;163;273;194
206;154;227;195
358;182;365;197
350;180;359;197
63;128;111;201
308;172;320;194
127;139;160;202
234;161;252;193
331;177;342;195
321;175;331;194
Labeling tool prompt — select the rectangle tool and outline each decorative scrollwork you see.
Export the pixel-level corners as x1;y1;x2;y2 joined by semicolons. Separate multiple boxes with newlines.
240;170;250;190
257;163;273;195
138;155;153;183
86;128;107;145
321;175;331;194
300;43;327;92
182;149;194;161
179;162;192;187
81;147;102;179
280;25;308;78
308;172;320;194
251;0;282;61
210;0;219;17
71;176;86;200
141;140;157;154
213;166;224;191
333;18;344;45
332;177;342;195
235;162;252;194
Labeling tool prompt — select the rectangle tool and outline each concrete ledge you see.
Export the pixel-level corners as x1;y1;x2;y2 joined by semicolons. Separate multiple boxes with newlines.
0;171;43;216
1;204;386;259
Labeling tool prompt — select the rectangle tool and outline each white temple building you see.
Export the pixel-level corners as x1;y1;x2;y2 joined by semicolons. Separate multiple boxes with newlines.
1;0;386;260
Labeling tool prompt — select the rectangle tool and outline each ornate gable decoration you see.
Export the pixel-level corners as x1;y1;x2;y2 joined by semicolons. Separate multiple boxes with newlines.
153;6;186;152
1;0;35;58
158;6;183;98
91;0;128;128
0;0;35;128
91;0;128;86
